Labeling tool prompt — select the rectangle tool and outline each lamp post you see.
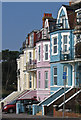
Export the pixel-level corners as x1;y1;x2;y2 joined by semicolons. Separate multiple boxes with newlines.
63;72;66;117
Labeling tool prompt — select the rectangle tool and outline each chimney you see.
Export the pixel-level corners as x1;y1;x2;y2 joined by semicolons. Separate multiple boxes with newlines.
69;1;72;6
42;13;52;28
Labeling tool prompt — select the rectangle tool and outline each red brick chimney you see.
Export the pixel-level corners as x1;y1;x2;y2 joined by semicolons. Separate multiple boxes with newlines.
69;1;72;6
42;13;52;28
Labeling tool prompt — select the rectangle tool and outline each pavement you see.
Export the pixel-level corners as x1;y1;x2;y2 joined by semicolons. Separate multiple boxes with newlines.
1;112;81;120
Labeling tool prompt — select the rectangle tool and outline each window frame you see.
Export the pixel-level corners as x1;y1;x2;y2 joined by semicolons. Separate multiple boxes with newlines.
45;44;48;61
45;71;48;88
29;73;32;88
63;66;68;86
63;35;68;53
53;36;58;55
53;67;57;85
38;45;41;62
38;71;41;88
29;52;32;64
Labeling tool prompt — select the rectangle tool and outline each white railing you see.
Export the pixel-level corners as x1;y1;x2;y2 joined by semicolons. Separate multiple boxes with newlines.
59;89;81;108
47;87;72;107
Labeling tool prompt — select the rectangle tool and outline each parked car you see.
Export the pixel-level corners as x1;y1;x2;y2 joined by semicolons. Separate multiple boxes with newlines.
2;98;39;113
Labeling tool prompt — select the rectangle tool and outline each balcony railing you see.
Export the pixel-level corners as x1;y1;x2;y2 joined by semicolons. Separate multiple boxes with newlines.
75;42;81;58
60;50;74;61
26;60;37;71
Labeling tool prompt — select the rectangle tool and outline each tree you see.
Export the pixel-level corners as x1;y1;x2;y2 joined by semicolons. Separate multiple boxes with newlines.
2;49;19;97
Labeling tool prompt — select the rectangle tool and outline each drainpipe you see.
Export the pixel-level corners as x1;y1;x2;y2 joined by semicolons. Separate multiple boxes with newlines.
72;63;75;87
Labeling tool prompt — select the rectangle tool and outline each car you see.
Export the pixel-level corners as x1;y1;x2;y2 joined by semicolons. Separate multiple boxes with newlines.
2;98;39;113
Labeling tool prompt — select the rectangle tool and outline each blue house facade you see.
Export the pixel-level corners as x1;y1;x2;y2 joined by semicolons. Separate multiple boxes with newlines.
50;5;81;94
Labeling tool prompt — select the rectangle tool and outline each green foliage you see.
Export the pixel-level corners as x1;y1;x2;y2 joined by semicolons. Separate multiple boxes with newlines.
2;49;19;96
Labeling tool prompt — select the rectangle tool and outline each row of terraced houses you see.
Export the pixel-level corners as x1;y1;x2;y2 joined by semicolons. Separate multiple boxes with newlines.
17;0;81;101
1;0;81;116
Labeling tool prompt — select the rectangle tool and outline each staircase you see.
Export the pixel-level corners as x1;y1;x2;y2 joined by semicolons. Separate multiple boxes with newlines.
0;91;20;108
58;88;81;110
0;90;29;109
35;87;70;115
46;87;76;115
18;90;37;99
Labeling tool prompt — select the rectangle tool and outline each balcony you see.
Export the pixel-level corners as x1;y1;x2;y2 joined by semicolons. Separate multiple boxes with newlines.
60;50;73;61
26;60;37;71
75;42;81;58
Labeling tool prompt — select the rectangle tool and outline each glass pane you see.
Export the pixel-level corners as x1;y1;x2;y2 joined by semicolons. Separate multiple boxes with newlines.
54;37;57;45
30;81;31;88
54;46;57;53
29;52;31;57
45;45;48;52
39;72;40;79
45;80;48;88
54;68;57;75
39;46;40;53
39;81;40;88
64;35;67;44
54;77;57;85
45;72;48;79
45;53;48;60
64;45;67;52
30;74;31;80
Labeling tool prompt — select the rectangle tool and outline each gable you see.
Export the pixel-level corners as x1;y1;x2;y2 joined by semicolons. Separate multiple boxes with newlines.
59;8;65;17
57;6;70;29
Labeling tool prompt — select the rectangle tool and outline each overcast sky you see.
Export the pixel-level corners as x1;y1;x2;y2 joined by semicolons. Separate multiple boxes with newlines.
2;2;69;51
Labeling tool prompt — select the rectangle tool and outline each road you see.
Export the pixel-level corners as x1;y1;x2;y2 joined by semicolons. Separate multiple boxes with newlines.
1;112;81;120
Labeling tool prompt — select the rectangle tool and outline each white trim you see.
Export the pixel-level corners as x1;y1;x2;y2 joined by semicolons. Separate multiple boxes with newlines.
18;90;32;99
51;34;58;56
53;66;57;85
59;89;81;108
50;86;71;87
36;88;50;90
38;87;62;106
61;32;70;54
37;93;50;95
37;43;41;62
43;42;50;61
57;6;70;29
27;49;33;62
47;87;72;106
75;8;81;13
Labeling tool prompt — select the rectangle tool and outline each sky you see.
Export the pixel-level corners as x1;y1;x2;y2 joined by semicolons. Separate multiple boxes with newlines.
2;2;69;51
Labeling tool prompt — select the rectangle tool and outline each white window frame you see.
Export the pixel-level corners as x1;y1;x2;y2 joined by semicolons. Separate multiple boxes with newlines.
24;51;26;66
63;66;68;86
61;32;70;54
38;71;41;88
29;73;32;88
38;45;41;62
51;34;58;55
45;71;48;88
53;67;57;85
29;52;32;64
45;44;48;60
43;42;50;61
24;73;26;88
63;35;68;52
60;16;66;29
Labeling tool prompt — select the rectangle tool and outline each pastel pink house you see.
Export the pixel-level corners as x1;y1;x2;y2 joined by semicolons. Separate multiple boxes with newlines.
36;13;55;101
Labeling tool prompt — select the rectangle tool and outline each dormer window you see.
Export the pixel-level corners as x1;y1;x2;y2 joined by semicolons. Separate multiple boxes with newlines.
60;16;66;29
30;33;34;47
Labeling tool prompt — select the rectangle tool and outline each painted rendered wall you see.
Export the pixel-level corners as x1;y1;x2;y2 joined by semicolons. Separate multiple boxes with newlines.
36;40;50;101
